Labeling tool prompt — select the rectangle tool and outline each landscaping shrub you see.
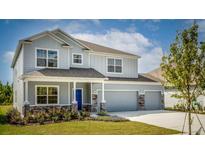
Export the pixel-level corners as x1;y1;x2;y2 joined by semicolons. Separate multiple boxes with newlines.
62;112;71;121
80;110;90;118
97;111;108;116
173;103;187;111
92;115;129;122
6;108;22;124
167;102;205;114
70;111;80;120
5;106;94;125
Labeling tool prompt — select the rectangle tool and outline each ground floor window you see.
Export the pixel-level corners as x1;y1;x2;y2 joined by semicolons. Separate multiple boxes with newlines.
36;86;59;105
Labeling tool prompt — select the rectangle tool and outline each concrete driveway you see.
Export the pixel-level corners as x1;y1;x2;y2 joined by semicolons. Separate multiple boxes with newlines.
110;110;205;135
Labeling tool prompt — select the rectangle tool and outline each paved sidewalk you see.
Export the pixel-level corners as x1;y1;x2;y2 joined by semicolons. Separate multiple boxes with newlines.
110;110;205;135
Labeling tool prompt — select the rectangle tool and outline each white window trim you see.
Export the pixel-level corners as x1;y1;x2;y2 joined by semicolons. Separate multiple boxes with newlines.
35;85;59;105
72;53;83;65
106;57;123;74
35;48;59;69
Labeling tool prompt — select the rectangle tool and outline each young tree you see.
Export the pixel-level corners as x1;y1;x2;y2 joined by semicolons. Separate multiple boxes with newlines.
161;23;205;135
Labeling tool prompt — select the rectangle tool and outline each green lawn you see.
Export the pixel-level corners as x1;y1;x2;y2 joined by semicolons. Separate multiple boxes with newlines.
0;105;179;135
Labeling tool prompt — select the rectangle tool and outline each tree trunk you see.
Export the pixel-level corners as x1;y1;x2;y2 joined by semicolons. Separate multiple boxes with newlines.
188;101;192;135
188;110;192;135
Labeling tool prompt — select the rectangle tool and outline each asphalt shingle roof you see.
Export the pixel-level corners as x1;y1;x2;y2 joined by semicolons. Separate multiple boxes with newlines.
77;39;139;57
108;74;158;82
25;67;106;78
24;68;158;82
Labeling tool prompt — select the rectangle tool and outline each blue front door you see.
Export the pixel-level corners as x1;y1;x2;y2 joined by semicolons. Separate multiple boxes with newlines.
76;89;82;110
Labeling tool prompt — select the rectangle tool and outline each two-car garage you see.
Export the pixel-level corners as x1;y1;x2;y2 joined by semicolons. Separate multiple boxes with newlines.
98;90;162;112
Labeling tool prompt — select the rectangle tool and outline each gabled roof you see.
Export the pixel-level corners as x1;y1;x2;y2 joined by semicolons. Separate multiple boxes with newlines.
11;30;70;68
77;39;140;57
146;67;165;83
51;29;91;50
11;28;140;68
52;29;140;57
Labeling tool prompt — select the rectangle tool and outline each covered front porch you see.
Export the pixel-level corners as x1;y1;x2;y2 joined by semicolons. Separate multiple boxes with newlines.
21;68;107;115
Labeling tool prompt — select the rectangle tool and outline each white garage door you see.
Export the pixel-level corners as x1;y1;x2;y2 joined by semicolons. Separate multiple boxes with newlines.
98;91;138;112
145;91;161;110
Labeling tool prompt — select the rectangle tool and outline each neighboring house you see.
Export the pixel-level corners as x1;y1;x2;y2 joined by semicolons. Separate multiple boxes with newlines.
11;29;163;115
147;68;205;108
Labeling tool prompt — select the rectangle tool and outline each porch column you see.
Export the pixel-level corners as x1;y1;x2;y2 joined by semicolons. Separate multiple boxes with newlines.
90;82;92;105
25;80;29;104
23;80;30;117
72;81;78;112
100;81;106;112
102;82;105;102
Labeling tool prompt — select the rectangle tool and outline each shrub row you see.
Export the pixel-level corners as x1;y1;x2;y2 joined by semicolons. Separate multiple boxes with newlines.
6;108;90;125
91;115;129;122
165;102;205;114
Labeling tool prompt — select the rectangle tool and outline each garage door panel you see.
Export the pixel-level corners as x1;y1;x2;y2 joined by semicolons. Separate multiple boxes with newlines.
145;91;161;110
98;91;138;112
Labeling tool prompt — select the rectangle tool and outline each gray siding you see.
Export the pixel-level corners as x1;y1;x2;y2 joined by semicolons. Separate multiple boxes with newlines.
54;32;90;68
70;83;91;104
70;48;90;68
13;46;24;114
28;81;70;105
22;33;138;78
23;35;69;73
90;54;138;78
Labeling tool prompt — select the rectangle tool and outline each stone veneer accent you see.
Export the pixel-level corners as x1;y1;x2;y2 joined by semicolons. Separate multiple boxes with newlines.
161;93;164;108
100;102;106;112
138;94;145;110
23;104;71;117
71;103;78;112
91;103;98;112
23;104;92;116
82;104;92;112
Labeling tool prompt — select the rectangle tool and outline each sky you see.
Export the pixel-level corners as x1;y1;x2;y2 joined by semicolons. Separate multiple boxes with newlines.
0;19;205;84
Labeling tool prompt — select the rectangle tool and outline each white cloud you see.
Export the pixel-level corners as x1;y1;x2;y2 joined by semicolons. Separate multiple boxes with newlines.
72;29;163;73
64;20;101;34
65;21;87;33
3;51;14;64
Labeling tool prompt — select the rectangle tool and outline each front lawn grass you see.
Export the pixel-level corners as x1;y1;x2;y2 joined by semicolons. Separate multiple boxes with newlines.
0;121;179;135
0;105;179;135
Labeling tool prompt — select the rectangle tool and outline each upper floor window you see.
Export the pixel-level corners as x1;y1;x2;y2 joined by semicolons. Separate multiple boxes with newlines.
36;48;58;68
72;53;83;65
107;58;123;73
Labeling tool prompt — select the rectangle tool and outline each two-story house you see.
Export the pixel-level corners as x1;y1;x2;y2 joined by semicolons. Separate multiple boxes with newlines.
11;29;164;116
